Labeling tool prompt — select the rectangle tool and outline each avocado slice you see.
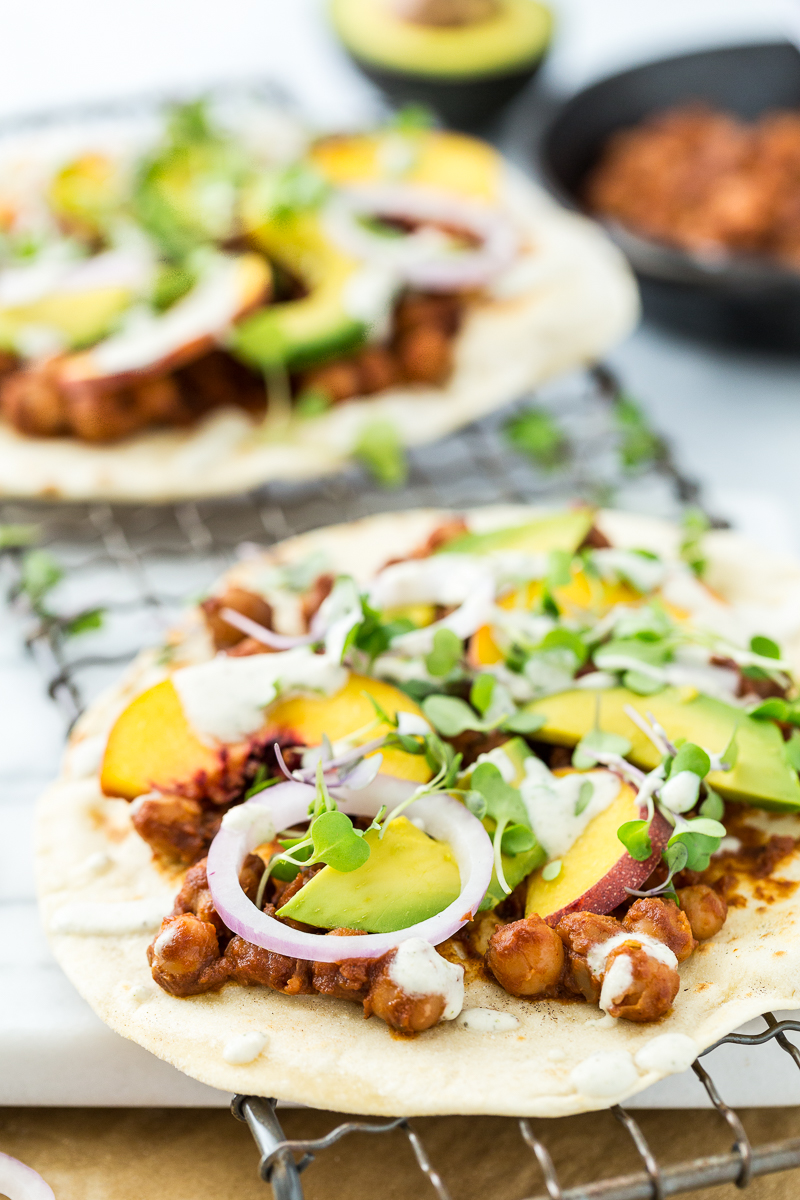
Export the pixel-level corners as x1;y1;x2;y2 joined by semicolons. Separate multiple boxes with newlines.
437;509;594;558
233;206;366;372
277;816;460;933
526;686;800;812
0;286;134;355
329;0;551;79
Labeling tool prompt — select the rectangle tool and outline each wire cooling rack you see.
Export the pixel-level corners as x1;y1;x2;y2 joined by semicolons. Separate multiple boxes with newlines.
6;364;796;1200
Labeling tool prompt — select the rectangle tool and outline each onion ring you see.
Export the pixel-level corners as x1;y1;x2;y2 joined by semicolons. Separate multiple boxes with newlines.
324;183;519;292
219;607;316;650
207;778;493;962
0;1153;55;1200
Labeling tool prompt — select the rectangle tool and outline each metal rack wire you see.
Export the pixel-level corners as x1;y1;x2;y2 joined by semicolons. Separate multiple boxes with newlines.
6;365;796;1200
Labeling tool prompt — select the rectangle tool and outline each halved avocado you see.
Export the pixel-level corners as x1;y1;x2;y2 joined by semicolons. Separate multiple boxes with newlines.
329;0;552;128
526;686;800;813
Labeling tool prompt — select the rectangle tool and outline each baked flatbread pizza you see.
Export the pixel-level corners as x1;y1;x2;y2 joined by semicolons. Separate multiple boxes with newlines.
37;505;800;1115
0;99;636;500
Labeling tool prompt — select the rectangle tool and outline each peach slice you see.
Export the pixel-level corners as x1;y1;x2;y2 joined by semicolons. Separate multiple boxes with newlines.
101;678;219;801
266;673;431;783
100;672;430;800
525;781;672;924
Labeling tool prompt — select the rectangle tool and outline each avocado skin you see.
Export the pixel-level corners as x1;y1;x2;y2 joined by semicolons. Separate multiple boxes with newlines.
526;686;800;812
344;55;546;130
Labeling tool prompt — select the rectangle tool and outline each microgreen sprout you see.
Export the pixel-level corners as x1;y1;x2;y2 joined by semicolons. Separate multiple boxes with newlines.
610;709;734;900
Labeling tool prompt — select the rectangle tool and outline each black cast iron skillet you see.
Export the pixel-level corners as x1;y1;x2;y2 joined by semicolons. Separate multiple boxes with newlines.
539;41;800;351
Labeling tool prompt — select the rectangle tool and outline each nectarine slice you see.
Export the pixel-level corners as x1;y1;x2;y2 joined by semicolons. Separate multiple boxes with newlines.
101;671;431;801
267;674;431;783
525;782;671;923
101;678;219;800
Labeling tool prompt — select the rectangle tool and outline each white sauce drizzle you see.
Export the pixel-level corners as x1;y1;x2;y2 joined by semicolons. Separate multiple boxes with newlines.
519;762;622;861
457;1008;520;1033
222;1031;268;1065
569;1050;640;1098
598;954;634;1014
50;896;173;936
586;933;678;979
593;549;667;594
634;1033;698;1075
172;647;347;743
387;938;464;1021
368;554;488;611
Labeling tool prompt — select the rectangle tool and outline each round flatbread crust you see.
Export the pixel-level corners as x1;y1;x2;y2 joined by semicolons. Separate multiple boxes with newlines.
36;507;800;1114
0;168;637;501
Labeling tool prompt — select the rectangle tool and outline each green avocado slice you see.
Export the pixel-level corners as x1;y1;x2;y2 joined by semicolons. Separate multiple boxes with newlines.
277;816;460;933
330;0;552;79
436;509;594;558
233;202;367;372
0;287;134;355
526;686;800;812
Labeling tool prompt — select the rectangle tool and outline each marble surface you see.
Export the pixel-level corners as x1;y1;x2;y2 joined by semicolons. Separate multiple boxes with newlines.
3;0;800;1109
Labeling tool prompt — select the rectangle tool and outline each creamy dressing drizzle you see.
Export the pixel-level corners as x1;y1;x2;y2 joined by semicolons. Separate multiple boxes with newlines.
387;939;464;1021
569;1050;639;1098
457;1008;520;1033
172;647;347;743
587;933;678;980
598;954;634;1014
50;896;172;936
634;1033;698;1074
519;761;622;861
368;554;488;611
222;1031;268;1065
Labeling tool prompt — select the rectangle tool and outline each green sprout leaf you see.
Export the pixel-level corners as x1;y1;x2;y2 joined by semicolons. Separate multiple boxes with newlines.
750;698;789;722
617;818;653;862
501;823;536;855
20;549;62;605
63;607;104;637
699;789;725;820
504;407;568;469
425;628;463;678
500;709;546;735
389;103;436;133
669;743;711;780
421;694;482;736
546;549;573;590
614;393;663;472
542;860;562;881
309;809;371;873
573;729;632;771
786;730;800;772
539;627;588;667
354;419;407;488
575;779;594;816
470;673;496;716
750;635;781;660
680;508;710;577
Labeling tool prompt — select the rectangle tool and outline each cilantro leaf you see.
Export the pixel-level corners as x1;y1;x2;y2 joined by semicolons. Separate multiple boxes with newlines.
504;407;568;468
20;549;62;605
669;742;710;780
421;694;482;737
573;729;632;770
470;673;496;716
750;635;781;660
500;709;546;735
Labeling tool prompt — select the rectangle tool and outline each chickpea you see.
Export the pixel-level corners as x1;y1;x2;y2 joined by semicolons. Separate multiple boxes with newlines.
148;913;220;995
367;966;446;1032
678;885;728;941
603;945;680;1023
624;896;696;962
486;915;565;997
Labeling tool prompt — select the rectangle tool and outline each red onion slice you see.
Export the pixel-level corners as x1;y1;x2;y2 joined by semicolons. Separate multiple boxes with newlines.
219;607;316;650
0;1154;55;1200
207;778;493;962
324;183;519;292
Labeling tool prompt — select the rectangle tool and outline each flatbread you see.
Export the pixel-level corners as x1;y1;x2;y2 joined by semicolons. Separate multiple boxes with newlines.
0;107;638;502
36;506;800;1115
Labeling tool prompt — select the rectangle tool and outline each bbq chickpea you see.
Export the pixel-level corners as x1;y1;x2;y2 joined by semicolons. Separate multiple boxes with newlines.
485;915;565;997
677;885;728;942
602;945;680;1023
624;897;696;962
